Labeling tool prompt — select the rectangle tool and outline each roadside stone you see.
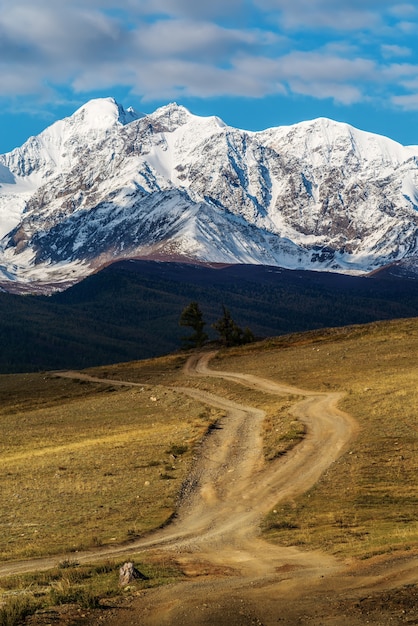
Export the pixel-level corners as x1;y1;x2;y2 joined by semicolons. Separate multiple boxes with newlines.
119;562;148;586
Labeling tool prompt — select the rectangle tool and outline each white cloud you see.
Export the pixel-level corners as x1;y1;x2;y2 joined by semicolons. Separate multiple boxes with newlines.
149;0;244;17
289;80;362;104
232;50;378;105
391;93;418;110
0;4;127;64
267;51;375;103
133;20;273;62
255;0;387;31
132;58;286;100
279;51;375;82
0;1;287;102
0;0;418;118
381;44;412;58
395;20;418;33
388;3;417;18
381;63;418;81
0;67;50;97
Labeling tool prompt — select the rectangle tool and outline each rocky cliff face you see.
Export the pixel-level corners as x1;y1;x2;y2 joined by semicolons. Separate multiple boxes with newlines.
0;97;417;293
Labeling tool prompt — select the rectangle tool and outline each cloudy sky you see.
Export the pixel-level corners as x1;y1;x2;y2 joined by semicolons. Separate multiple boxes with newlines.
1;0;418;152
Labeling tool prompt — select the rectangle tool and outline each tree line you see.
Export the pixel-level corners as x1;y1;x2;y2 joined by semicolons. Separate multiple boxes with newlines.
179;301;254;349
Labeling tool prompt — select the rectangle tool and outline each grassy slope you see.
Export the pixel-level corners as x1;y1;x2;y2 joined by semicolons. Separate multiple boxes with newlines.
0;358;223;562
1;318;417;563
0;317;417;622
0;319;418;559
211;317;418;558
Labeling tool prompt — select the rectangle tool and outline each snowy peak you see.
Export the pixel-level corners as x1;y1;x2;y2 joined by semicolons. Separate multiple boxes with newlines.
144;103;227;135
0;100;418;293
73;97;143;128
0;98;140;182
72;97;124;129
144;102;195;133
262;116;412;171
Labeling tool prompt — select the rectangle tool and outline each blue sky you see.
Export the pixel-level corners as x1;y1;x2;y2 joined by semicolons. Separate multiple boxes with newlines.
1;0;418;152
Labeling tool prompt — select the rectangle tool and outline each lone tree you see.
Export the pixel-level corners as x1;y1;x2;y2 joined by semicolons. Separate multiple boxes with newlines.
179;301;208;348
212;305;254;347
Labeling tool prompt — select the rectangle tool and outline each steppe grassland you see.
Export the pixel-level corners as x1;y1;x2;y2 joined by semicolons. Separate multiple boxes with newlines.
1;318;417;623
2;319;416;565
88;357;307;463
211;318;418;558
0;370;223;562
0;354;274;624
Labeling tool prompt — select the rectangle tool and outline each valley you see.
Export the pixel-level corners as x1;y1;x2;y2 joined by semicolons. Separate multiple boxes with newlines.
1;259;418;374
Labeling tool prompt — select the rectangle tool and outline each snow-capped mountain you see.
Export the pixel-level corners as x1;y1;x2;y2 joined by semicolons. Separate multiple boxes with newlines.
1;96;418;293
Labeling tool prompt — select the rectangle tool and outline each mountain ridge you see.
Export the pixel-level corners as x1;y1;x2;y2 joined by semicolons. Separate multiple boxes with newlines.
1;98;418;293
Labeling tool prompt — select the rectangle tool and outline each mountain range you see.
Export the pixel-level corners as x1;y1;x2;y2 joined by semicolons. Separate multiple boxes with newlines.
1;97;418;294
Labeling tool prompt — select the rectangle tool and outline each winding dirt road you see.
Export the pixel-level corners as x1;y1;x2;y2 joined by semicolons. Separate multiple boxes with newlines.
2;353;417;624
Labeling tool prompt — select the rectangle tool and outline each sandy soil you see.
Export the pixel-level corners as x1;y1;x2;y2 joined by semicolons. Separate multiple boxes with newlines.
4;353;418;625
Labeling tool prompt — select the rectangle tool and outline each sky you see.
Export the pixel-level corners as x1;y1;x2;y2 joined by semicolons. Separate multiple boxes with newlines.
1;0;418;153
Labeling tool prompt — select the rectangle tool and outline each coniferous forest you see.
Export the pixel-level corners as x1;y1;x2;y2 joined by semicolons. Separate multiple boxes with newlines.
1;260;417;373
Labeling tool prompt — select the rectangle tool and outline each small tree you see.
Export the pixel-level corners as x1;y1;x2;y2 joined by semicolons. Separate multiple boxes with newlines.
241;326;255;345
179;301;208;348
212;305;254;347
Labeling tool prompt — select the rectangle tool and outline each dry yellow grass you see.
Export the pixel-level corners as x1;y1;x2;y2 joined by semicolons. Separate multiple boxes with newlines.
0;374;222;562
1;317;417;626
211;318;418;557
88;357;306;461
1;318;417;566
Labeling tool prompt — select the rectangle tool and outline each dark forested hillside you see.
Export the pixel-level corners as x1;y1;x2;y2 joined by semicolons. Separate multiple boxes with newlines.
1;260;417;373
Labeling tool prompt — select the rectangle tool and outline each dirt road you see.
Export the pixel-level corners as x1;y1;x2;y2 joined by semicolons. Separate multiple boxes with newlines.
2;353;417;624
